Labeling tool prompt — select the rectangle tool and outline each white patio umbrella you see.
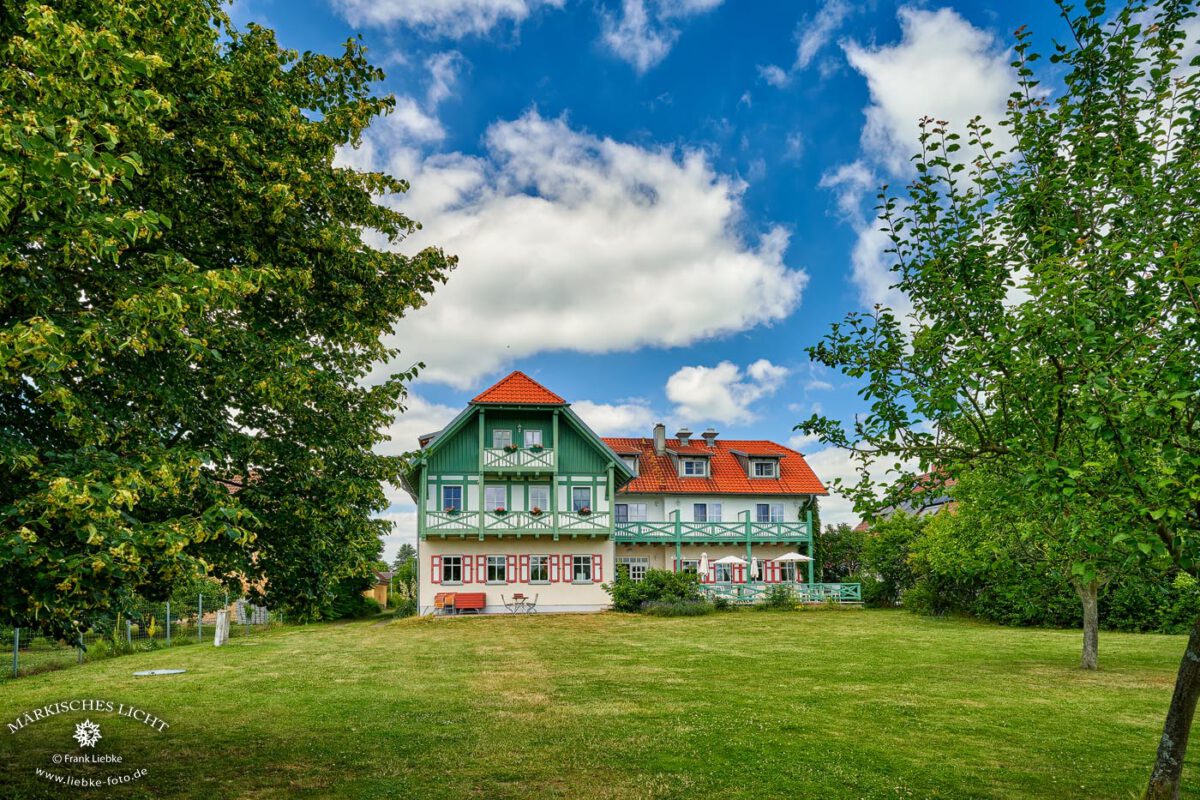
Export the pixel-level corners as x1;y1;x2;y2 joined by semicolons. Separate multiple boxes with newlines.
698;552;710;579
750;557;760;581
772;552;813;562
712;555;747;565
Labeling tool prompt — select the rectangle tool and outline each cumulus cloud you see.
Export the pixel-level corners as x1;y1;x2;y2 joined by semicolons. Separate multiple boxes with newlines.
352;110;806;388
330;0;564;37
666;359;788;425
758;0;854;87
377;507;418;563
571;399;657;436
377;394;461;457
827;7;1015;309
600;0;722;73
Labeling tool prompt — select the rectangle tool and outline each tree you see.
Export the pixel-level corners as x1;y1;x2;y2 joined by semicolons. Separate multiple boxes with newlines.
797;3;1199;795
816;523;865;582
392;543;416;572
861;514;923;607
0;1;454;634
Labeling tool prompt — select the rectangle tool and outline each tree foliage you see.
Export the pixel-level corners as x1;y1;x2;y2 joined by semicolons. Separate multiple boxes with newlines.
0;0;454;634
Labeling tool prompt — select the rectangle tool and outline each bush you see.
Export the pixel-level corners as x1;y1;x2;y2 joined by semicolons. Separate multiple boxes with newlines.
756;585;798;611
392;598;418;619
642;600;714;617
604;567;701;612
327;581;383;619
712;596;733;612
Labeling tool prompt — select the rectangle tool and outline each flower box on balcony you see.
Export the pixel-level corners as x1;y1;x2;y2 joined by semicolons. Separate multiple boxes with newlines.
444;507;460;515
493;507;507;515
503;444;520;453
578;506;592;516
529;444;544;453
530;507;544;517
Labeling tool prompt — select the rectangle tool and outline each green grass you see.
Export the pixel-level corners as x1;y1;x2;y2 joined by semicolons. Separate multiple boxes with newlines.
0;609;1192;799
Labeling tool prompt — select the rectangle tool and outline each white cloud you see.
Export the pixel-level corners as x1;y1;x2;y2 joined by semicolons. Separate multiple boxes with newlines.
758;0;854;88
377;393;461;457
354;110;805;388
801;447;860;526
787;431;822;451
377;507;418;563
571;400;656;436
331;0;564;37
600;0;723;73
666;359;788;425
804;379;833;392
826;7;1016;309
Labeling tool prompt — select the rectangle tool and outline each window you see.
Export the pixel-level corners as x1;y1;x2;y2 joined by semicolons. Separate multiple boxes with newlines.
615;503;647;523
779;561;798;582
530;555;550;583
441;485;463;512
681;559;699;575
485;485;506;511
529;485;550;514
617;557;649;582
714;563;732;583
524;429;543;447
572;555;592;582
442;555;462;584
492;429;512;448
681;458;707;477
693;503;721;522
756;503;785;523
487;555;507;583
572;486;592;512
621;455;639;474
753;460;777;478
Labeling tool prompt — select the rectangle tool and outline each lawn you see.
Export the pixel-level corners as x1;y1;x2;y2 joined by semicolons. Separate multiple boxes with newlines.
0;609;1192;799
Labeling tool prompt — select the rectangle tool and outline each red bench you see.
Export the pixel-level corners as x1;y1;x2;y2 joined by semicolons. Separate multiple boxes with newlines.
433;592;487;615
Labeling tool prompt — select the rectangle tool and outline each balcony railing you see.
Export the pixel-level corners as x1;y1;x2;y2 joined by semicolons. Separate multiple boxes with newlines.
700;582;862;605
613;520;811;543
482;447;555;471
423;509;610;536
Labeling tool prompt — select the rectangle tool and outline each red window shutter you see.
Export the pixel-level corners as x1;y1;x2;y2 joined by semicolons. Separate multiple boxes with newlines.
519;555;530;583
507;554;517;584
431;555;442;584
734;564;742;583
550;554;559;583
592;554;602;583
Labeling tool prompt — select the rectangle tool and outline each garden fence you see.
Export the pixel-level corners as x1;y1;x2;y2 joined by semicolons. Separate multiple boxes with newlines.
4;595;281;680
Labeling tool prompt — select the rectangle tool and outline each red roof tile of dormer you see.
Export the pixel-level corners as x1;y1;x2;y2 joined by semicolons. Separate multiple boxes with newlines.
471;371;566;405
604;437;827;496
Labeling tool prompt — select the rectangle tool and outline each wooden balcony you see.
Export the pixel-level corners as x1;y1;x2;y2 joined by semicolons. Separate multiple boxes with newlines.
612;520;812;544
422;509;611;538
482;447;555;472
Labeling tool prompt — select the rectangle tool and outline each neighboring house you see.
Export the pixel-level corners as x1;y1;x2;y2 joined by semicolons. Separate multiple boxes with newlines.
364;571;392;608
853;473;956;532
404;371;830;615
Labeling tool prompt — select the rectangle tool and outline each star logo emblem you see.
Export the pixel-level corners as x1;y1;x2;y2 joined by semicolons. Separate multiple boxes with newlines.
73;719;102;748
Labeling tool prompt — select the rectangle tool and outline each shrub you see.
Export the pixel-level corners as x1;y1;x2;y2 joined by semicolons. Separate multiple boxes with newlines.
392;598;418;619
604;567;701;612
756;585;798;611
642;600;714;617
712;596;733;612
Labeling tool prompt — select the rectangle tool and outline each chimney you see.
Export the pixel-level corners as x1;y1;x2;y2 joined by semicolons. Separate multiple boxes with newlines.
676;427;693;447
701;427;718;448
653;422;666;455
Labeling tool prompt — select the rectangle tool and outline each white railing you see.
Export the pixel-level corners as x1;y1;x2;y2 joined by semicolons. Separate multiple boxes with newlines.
482;447;555;471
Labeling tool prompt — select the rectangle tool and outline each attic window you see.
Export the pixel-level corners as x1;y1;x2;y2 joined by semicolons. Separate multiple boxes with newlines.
752;460;777;478
621;455;639;474
681;458;707;477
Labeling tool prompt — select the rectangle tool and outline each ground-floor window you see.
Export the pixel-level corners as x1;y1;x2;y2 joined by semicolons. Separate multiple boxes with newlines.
572;555;592;582
487;555;507;583
616;556;649;582
530;555;550;583
680;559;699;575
713;563;732;583
778;561;797;582
442;555;463;584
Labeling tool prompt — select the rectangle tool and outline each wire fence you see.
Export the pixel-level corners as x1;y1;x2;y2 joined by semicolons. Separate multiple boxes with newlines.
3;595;282;680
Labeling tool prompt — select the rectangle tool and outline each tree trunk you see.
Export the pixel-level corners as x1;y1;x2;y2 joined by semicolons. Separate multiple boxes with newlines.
1074;577;1100;671
1145;614;1200;800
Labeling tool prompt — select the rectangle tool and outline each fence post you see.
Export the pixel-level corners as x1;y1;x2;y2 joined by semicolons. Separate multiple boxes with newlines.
78;631;84;664
12;628;19;678
126;619;132;647
165;601;171;646
198;594;203;642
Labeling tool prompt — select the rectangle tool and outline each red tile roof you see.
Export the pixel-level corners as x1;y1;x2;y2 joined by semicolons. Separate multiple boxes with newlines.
471;371;566;405
604;438;827;496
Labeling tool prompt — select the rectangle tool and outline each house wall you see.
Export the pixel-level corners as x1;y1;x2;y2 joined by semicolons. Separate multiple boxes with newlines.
418;537;615;615
615;494;813;522
613;543;810;576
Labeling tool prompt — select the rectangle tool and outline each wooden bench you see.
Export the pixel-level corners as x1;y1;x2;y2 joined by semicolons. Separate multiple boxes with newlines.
433;592;487;615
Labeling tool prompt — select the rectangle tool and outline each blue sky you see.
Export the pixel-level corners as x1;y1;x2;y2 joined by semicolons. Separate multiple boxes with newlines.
226;0;1076;558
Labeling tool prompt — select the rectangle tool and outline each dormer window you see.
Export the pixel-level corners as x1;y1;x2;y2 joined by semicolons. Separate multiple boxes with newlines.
752;460;777;478
621;455;639;474
681;458;708;477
